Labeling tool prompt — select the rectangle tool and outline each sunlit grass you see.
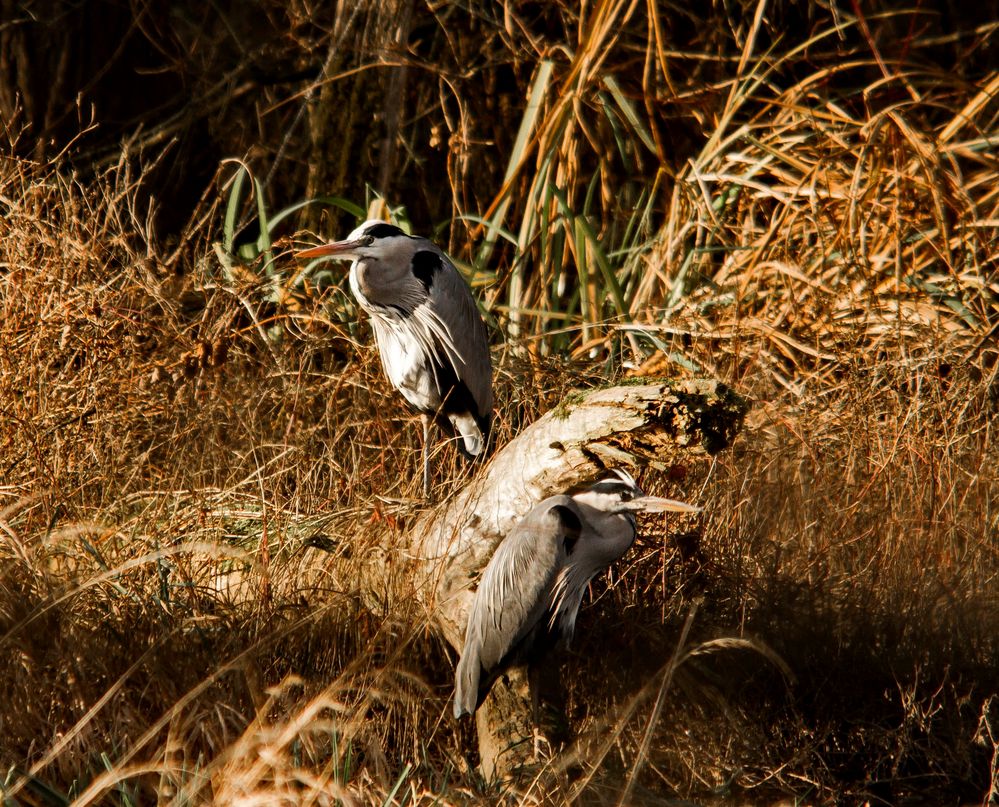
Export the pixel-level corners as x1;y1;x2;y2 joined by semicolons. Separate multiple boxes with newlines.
1;2;998;803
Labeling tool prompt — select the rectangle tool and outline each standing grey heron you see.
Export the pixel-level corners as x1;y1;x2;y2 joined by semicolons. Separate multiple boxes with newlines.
297;220;492;496
453;469;699;724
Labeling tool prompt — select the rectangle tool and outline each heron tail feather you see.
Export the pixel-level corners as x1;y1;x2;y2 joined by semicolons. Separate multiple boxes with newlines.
447;411;487;458
453;651;481;719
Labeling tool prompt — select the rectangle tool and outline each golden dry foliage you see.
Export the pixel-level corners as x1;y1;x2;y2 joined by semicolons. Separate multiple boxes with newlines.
470;7;998;372
649;71;999;393
1;1;999;804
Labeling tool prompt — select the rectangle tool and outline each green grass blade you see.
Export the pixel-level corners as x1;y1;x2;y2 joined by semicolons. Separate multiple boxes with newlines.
267;195;366;233
253;177;277;278
477;58;554;267
222;164;248;255
554;188;629;319
381;763;411;806
603;74;656;154
455;214;517;247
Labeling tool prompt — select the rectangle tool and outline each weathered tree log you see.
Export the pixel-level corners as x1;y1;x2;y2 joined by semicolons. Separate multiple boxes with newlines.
393;379;748;778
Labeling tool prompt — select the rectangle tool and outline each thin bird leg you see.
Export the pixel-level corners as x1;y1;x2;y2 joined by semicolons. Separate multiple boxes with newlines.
527;663;550;760
421;413;432;498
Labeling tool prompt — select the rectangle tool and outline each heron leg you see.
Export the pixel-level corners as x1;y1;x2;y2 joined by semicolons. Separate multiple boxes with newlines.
421;413;431;498
527;663;550;760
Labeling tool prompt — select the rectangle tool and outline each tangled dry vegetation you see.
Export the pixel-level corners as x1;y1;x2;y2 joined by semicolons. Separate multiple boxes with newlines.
2;1;998;804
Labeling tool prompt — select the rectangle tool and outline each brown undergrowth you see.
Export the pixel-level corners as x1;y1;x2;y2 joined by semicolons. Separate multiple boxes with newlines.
2;150;997;804
2;3;998;802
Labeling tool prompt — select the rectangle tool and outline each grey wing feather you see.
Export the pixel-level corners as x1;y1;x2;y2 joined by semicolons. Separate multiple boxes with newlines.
453;495;578;718
431;253;493;417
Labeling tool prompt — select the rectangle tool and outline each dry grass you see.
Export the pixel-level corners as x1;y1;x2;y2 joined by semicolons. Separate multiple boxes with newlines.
2;2;999;804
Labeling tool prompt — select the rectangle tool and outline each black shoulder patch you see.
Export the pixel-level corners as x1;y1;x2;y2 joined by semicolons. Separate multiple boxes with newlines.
363;222;406;239
552;504;583;554
411;250;443;293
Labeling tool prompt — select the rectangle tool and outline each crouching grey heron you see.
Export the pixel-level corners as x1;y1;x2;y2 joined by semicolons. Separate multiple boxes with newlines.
297;220;492;496
453;470;700;724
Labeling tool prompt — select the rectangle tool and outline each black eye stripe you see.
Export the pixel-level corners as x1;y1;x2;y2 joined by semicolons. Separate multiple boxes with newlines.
588;480;638;499
363;222;407;239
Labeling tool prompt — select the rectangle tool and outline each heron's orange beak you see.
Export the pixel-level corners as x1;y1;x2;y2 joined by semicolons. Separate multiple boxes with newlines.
628;496;701;514
296;237;367;260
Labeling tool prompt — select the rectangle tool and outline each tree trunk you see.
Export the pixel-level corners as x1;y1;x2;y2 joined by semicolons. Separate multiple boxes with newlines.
386;379;748;778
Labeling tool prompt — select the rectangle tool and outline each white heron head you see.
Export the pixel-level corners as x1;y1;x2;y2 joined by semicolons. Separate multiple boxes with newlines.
296;219;415;262
573;468;700;515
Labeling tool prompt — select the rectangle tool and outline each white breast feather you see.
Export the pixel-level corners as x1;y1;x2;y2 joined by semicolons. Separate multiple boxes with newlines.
370;304;464;399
